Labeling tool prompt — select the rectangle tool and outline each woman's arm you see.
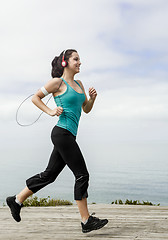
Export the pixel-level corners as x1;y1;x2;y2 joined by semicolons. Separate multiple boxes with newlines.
77;80;97;113
32;78;63;116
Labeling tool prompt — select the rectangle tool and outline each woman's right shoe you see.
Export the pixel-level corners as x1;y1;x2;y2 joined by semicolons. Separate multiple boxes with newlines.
6;195;23;222
81;214;108;233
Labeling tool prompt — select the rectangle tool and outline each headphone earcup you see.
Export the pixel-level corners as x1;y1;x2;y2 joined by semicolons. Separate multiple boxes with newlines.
61;60;67;67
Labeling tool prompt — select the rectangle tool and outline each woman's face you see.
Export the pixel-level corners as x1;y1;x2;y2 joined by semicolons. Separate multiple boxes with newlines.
67;52;81;73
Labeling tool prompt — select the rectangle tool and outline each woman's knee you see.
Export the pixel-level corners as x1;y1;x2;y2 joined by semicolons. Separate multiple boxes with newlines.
75;173;89;182
39;170;57;183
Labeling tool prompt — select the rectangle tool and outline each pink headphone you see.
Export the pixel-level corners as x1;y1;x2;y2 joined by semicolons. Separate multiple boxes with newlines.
61;50;68;67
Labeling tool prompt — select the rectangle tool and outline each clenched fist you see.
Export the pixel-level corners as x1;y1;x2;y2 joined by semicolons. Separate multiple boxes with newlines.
89;87;97;100
49;107;63;116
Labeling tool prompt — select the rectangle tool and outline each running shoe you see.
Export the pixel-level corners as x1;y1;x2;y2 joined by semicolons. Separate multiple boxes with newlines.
81;213;108;233
6;195;23;222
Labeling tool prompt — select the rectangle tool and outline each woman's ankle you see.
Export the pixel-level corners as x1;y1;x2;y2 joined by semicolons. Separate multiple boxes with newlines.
15;195;23;205
81;214;90;223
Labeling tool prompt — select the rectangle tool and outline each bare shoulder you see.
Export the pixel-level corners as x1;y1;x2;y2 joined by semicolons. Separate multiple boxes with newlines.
76;79;85;90
44;77;63;93
50;77;63;85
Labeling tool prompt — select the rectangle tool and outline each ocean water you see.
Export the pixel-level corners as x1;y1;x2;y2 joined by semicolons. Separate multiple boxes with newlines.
0;140;168;206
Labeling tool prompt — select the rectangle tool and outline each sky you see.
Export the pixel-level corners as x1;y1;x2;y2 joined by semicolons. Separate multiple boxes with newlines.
0;0;168;186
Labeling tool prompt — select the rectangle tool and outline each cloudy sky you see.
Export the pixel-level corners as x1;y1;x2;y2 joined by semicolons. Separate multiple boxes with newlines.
0;0;168;183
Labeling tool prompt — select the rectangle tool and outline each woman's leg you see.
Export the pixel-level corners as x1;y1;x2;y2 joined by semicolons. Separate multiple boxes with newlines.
6;143;66;222
15;147;66;203
51;129;90;222
6;126;67;222
25;147;66;195
76;198;90;222
11;126;66;207
16;187;33;203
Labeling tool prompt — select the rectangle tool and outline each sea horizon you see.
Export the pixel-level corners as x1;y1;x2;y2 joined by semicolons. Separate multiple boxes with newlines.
1;154;168;207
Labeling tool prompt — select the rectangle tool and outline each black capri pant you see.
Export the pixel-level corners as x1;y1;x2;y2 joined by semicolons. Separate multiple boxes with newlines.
26;126;89;200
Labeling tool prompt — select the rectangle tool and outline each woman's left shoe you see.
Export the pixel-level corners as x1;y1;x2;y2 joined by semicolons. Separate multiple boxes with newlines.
81;214;108;233
6;195;23;222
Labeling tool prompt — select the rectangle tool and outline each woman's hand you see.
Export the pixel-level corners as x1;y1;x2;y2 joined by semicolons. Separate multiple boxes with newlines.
89;87;97;100
48;107;63;116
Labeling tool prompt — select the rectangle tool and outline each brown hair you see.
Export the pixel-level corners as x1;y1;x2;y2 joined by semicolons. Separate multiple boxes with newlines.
51;49;77;78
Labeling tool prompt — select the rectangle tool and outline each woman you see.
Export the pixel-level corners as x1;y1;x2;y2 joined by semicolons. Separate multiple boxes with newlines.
6;49;108;233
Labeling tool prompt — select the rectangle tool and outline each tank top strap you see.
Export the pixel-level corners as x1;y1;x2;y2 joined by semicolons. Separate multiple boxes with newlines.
60;77;67;84
74;80;83;92
60;78;83;93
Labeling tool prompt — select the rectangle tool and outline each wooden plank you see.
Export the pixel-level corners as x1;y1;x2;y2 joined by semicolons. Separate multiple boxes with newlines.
0;204;168;239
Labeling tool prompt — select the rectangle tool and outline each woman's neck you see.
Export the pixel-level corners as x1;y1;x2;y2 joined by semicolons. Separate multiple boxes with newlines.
61;69;75;83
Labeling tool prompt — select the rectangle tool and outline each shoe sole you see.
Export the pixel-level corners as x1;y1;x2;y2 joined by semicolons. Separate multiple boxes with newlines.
82;220;108;233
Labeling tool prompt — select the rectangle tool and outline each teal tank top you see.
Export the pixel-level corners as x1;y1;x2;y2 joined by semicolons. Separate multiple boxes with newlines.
54;77;86;136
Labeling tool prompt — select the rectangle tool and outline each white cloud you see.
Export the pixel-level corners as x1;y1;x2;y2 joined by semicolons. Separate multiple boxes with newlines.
85;80;168;122
112;0;168;52
1;0;167;94
0;0;138;89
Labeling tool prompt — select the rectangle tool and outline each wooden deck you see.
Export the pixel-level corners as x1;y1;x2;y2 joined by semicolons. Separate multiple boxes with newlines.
0;204;168;239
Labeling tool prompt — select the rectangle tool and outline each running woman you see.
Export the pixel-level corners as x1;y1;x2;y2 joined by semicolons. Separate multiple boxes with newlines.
6;49;108;233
